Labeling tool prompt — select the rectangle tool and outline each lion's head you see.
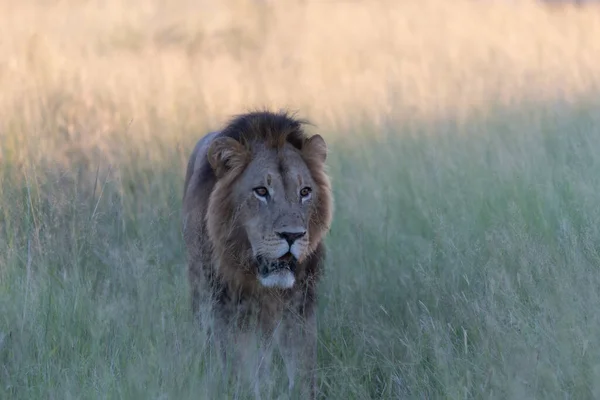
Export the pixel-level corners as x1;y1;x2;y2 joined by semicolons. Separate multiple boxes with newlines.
204;111;333;290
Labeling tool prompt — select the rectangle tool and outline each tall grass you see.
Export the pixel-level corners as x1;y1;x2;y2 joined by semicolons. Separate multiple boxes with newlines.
2;0;600;398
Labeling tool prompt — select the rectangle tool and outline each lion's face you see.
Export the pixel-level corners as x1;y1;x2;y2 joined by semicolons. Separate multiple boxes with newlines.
206;133;331;290
233;143;316;288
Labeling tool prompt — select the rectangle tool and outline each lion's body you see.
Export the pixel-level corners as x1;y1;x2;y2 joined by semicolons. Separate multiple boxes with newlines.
182;111;333;399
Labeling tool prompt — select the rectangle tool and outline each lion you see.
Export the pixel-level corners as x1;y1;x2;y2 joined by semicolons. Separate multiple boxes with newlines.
182;110;334;399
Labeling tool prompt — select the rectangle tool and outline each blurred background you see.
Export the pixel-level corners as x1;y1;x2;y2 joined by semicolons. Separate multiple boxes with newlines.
2;0;600;399
1;0;599;163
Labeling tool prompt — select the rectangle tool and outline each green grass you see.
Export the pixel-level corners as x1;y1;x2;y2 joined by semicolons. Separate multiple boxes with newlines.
2;98;600;399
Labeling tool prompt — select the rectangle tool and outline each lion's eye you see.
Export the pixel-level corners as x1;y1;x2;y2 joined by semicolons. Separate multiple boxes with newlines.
300;187;312;198
253;187;269;198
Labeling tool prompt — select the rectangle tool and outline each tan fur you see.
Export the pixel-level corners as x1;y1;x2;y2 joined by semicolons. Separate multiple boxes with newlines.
182;111;333;399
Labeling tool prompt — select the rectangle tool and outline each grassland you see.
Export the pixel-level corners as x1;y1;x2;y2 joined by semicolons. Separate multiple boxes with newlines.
2;0;600;398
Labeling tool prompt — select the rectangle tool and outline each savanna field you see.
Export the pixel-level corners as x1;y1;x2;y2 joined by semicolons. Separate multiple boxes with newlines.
2;0;600;398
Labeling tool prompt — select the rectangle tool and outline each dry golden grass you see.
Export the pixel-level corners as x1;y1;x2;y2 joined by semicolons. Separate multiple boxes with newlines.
1;0;600;168
3;1;600;398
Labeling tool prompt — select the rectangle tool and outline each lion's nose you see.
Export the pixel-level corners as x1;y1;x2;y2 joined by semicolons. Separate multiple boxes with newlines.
276;231;306;246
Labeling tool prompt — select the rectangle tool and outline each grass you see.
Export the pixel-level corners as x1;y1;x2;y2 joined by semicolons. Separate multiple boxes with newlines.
2;0;600;398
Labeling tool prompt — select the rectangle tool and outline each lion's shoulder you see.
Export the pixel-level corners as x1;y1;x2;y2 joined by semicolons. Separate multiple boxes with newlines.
183;131;219;202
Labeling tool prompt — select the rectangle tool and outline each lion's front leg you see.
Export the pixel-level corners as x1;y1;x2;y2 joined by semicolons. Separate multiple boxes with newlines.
222;329;275;400
278;311;318;400
213;307;276;399
239;331;275;400
186;241;213;322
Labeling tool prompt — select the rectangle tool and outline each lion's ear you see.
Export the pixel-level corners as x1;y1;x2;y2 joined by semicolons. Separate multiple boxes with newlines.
207;137;248;178
303;134;327;164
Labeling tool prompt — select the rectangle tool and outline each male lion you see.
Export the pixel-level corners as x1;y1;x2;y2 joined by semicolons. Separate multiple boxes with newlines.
182;111;333;399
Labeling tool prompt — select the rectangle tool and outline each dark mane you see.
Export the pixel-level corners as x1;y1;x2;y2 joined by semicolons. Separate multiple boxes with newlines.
220;110;311;151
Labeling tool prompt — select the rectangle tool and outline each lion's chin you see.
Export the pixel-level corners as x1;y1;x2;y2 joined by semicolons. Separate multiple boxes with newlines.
258;268;295;289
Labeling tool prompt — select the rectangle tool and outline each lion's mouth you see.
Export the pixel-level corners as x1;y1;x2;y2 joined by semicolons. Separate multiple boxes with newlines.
256;253;297;289
256;253;297;274
277;252;294;263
